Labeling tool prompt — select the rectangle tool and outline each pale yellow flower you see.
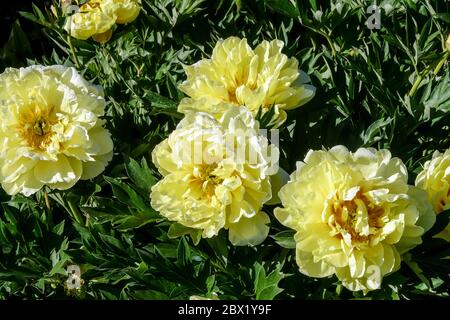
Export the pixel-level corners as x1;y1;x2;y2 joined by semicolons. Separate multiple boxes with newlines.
0;65;113;196
150;107;279;246
109;0;141;24
446;34;450;53
178;37;316;127
91;29;113;44
416;148;450;241
64;0;141;42
64;0;116;41
274;146;435;293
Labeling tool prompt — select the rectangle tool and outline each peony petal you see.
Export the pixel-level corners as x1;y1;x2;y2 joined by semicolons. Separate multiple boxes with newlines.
227;211;270;246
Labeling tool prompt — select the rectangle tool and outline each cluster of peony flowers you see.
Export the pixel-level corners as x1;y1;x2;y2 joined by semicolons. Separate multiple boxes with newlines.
64;0;141;43
0;31;447;295
152;36;446;293
0;65;113;195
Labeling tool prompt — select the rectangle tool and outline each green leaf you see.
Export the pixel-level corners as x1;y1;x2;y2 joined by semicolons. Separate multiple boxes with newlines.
168;223;202;245
104;176;151;212
253;262;286;300
425;209;450;238
125;157;156;196
114;211;161;230
435;13;450;23
271;230;296;249
263;0;300;18
0;20;32;69
130;289;169;300
145;91;178;110
424;73;450;112
177;237;192;267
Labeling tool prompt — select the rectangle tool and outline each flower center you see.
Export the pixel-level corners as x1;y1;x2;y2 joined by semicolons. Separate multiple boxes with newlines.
228;88;239;104
82;0;102;11
190;163;223;200
227;77;256;105
18;105;56;151
437;186;450;213
329;190;386;245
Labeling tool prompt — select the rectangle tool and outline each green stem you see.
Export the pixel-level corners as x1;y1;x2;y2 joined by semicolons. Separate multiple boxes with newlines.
44;190;54;228
67;35;80;69
409;66;430;97
303;25;336;57
433;51;449;76
67;198;84;225
323;32;336;57
410;52;449;97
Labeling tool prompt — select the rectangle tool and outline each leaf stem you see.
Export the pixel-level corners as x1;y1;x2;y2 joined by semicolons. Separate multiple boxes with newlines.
410;52;449;97
67;35;80;69
433;51;449;76
67;198;84;225
409;66;430;97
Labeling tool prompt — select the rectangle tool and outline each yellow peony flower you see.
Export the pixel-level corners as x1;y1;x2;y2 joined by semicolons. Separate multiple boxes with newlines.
64;0;116;41
274;146;435;293
446;34;450;53
178;37;316;127
0;65;114;196
64;0;141;42
150;106;279;246
108;0;141;24
416;148;450;241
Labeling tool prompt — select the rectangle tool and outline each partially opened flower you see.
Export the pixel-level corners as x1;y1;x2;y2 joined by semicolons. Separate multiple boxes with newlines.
0;65;113;196
446;34;450;52
110;0;141;24
274;146;435;293
150;106;279;246
64;0;116;43
178;37;316;127
416;148;450;241
64;0;141;43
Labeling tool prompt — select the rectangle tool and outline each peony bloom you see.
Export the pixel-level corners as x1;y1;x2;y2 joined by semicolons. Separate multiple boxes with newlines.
110;0;141;24
446;34;450;53
416;148;450;241
64;0;141;43
0;65;113;196
178;37;316;127
64;0;116;42
150;107;279;246
274;146;435;293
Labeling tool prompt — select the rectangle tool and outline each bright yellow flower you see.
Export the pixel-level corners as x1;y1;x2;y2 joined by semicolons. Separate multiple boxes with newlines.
91;29;113;44
0;65;113;196
178;37;316;127
64;0;140;42
109;0;141;24
274;146;435;293
416;148;450;241
446;34;450;53
64;0;116;41
150;107;279;246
